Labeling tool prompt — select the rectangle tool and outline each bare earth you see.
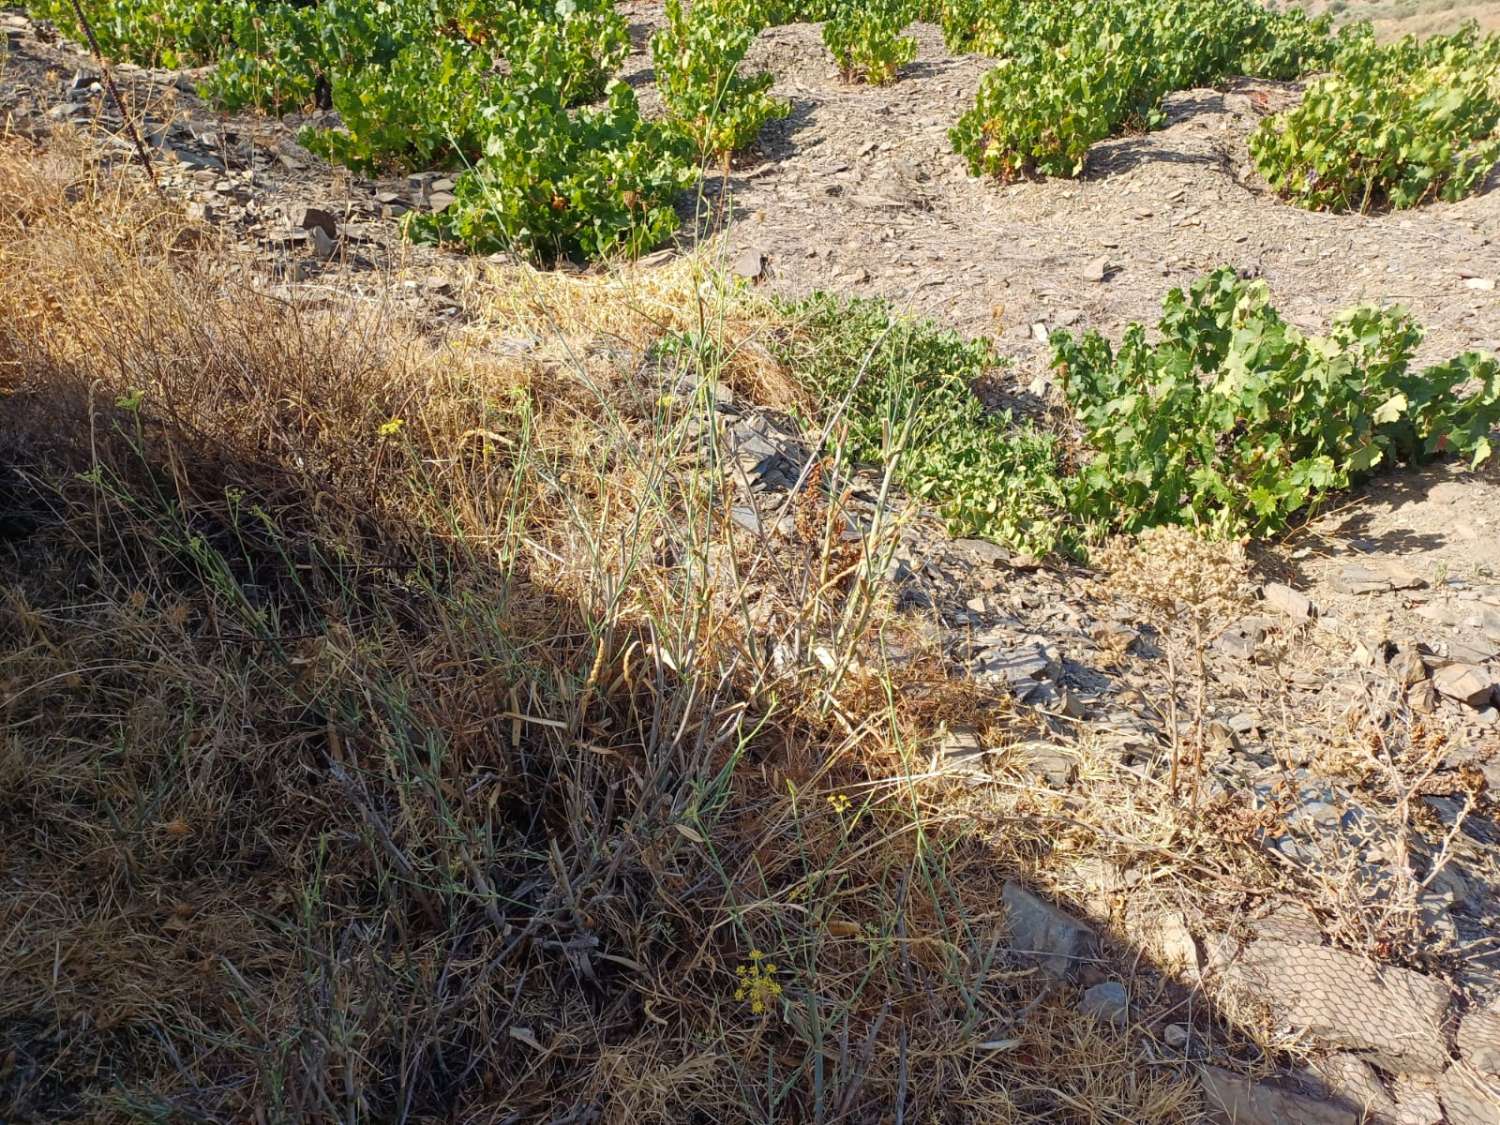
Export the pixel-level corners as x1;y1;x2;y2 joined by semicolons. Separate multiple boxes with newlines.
660;19;1500;380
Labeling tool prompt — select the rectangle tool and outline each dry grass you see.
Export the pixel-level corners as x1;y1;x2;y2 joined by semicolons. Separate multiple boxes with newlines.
3;124;1482;1124
0;133;1220;1123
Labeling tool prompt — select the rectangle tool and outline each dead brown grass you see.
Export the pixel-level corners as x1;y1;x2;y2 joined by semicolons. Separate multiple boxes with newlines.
0;134;1212;1123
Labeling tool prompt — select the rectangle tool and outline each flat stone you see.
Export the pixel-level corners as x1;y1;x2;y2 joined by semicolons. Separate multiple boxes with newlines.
1410;679;1438;713
1314;1053;1399;1122
1082;256;1108;282
1263;581;1314;619
1390;1075;1444;1125
428;191;456;214
1001;881;1097;980
1433;663;1496;708
1333;559;1428;595
1387;646;1429;687
952;538;1010;566
940;726;985;762
977;643;1055;689
1199;1067;1359;1125
1079;981;1128;1026
733;248;766;280
1153;912;1200;976
1013;742;1077;787
1449;638;1500;665
1217;617;1271;659
1437;1065;1500;1125
308;225;337;260
1226;711;1259;735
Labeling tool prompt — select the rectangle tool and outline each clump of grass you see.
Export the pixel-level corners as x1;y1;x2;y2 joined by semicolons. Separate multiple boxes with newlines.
1095;528;1252;808
768;292;1075;556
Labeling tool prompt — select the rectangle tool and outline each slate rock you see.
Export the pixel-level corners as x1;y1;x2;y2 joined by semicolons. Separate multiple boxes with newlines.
308;225;337;260
1263;582;1314;620
1459;1000;1500;1075
1433;663;1496;708
1079;981;1128;1027
1001;881;1097;980
733;248;767;280
1199;1066;1358;1125
1012;742;1077;787
1214;939;1451;1073
952;538;1010;567
297;205;338;238
1313;1053;1399;1122
1334;559;1427;595
1387;645;1429;687
978;643;1055;689
1437;1065;1500;1125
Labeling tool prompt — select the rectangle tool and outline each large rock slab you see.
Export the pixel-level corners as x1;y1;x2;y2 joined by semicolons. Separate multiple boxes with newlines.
1213;939;1451;1074
1459;1001;1500;1077
1199;1066;1359;1125
1437;1064;1500;1125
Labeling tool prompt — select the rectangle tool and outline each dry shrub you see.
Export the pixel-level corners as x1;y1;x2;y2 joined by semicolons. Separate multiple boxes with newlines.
1;137;1196;1124
476;252;808;412
1096;527;1252;807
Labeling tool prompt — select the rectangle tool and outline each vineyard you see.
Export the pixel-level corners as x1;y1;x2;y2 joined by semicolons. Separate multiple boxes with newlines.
26;0;1500;263
5;1;1500;1123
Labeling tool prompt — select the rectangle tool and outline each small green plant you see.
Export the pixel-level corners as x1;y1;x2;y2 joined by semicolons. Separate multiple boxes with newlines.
296;0;629;172
406;79;693;265
1237;6;1343;80
1250;26;1500;212
1052;268;1500;537
651;0;790;157
300;31;502;172
821;0;916;85
771;293;1072;554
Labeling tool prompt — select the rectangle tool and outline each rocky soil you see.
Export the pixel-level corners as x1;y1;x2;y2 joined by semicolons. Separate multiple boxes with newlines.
4;3;1500;1122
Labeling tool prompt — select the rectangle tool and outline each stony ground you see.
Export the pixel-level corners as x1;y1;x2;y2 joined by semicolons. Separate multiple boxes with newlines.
4;2;1500;1122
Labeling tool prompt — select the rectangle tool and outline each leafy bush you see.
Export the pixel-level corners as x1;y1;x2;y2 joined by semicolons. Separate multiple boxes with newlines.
198;2;324;113
300;31;502;172
1251;27;1500;212
822;0;917;85
771;294;1071;554
950;29;1161;180
943;0;1356;181
295;0;628;171
1052;268;1500;536
25;0;254;65
405;80;693;265
1237;6;1341;80
652;0;790;157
